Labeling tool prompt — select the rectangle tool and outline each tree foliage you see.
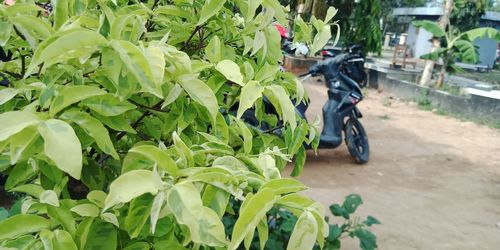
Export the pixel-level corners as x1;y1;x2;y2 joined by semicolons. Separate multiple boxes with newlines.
450;0;488;31
0;0;336;249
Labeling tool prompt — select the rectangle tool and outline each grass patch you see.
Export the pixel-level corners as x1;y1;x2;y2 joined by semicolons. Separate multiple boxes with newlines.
455;70;500;89
414;92;500;129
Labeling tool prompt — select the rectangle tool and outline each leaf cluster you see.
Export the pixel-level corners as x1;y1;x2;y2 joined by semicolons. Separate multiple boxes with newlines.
0;0;333;249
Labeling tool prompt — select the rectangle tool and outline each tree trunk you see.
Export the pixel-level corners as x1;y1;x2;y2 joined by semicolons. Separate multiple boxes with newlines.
436;56;448;87
311;0;327;20
419;0;454;86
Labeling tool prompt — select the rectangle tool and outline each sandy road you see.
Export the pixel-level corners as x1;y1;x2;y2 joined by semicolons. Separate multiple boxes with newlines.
286;78;500;249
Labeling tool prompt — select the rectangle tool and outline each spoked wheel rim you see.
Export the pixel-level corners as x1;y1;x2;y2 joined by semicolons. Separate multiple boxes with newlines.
345;118;369;164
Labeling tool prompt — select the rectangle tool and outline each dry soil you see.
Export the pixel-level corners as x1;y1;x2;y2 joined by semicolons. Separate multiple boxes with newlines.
287;77;500;249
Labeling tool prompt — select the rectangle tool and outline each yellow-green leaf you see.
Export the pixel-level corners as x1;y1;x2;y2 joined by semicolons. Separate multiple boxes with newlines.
167;182;228;247
0;214;50;241
104;170;162;210
128;145;179;176
287;211;318;250
197;0;227;25
0;111;40;141
49;85;106;117
215;60;244;86
177;74;218;123
61;111;119;159
38;119;82;179
229;188;277;249
25;29;107;77
110;39;162;98
236;80;263;119
70;203;100;217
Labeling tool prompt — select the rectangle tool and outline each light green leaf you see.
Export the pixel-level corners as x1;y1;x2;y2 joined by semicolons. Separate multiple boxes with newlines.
146;45;166;87
463;27;500;41
177;74;218;123
0;111;40;141
0;21;12;46
286;211;318;250
161;84;183;109
324;7;337;23
38;119;82;179
413;20;445;37
197;0;227;25
101;212;119;227
236;119;252;154
40;190;60;207
9;125;39;165
172;131;194;168
53;0;69;30
110;39;162;98
155;5;193;20
264;85;296;131
11;15;54;48
61;111;119;159
254;63;279;82
53;229;77;250
128;145;179;176
82;94;136;116
257;217;268;250
235;0;262;21
0;214;50;241
150;191;165;234
104;170;162;210
10;184;44;198
229;188;277;249
259;178;307;195
87;190;107;208
291;146;306;177
91;112;136;134
262;0;286;24
25;29;108;77
0;235;37;250
201;185;229;219
49;85;106;117
167;182;228;247
124;194;153;238
237;81;263;119
251;30;266;56
215;60;244;86
83;220;117;250
309;25;331;56
0;88;19;106
70;204;100;217
205;35;222;63
47;205;76;238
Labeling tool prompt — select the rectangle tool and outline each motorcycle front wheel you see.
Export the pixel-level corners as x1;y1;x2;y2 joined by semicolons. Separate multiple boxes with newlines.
344;118;369;164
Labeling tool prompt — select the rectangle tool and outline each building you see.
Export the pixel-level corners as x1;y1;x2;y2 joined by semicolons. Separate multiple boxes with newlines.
392;8;500;68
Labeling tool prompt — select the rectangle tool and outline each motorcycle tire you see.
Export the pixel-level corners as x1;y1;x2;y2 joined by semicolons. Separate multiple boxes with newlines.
344;118;369;164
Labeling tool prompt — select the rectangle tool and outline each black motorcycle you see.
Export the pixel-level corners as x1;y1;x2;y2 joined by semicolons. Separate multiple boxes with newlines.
238;47;370;164
298;50;369;163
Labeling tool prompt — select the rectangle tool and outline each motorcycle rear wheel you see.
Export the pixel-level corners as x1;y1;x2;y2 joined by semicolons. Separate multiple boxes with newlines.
344;118;369;164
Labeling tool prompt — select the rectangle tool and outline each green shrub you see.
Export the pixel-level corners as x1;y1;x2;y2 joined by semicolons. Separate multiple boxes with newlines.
0;0;346;249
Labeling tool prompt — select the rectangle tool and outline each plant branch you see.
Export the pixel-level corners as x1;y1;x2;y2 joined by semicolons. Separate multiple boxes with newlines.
182;25;205;51
129;99;169;113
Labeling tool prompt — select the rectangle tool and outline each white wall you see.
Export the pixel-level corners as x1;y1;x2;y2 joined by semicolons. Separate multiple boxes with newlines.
406;23;433;59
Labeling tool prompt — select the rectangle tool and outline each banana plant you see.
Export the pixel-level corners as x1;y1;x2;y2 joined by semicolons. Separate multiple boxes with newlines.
413;20;500;87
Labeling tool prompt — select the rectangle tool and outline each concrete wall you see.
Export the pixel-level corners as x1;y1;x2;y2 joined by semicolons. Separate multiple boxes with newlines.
405;21;438;59
368;69;500;124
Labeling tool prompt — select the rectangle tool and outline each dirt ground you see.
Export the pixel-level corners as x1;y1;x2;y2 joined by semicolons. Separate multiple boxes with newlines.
287;77;500;249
